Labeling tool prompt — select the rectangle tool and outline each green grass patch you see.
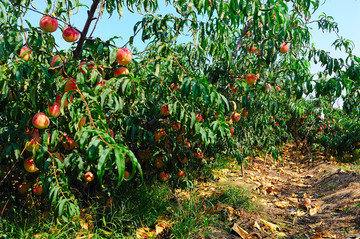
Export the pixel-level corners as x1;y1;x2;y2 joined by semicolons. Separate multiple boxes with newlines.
0;180;256;238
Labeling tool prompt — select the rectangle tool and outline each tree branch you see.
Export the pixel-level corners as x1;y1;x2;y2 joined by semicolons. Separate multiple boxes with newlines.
73;0;100;59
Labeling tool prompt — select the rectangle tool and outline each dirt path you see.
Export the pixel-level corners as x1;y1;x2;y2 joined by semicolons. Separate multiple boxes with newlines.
209;143;360;238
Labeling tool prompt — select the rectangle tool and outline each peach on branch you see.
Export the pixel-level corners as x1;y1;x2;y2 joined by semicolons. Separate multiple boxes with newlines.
114;67;129;77
64;78;77;92
55;93;71;107
231;112;241;122
18;181;30;195
160;105;170;116
178;171;185;180
49;102;61;117
33;185;43;196
247;45;258;54
154;129;166;141
25;133;41;152
19;46;32;61
158;172;168;182
172;123;181;131
196;112;204;122
63;137;79;150
124;170;130;179
32;112;50;129
79;61;95;74
116;47;132;65
24;158;39;173
40;15;58;33
50;55;63;67
245;73;258;85
84;171;94;182
243;109;248;117
280;42;290;53
62;26;79;42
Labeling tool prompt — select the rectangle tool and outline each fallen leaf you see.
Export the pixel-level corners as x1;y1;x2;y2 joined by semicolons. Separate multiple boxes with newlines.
308;221;323;229
309;205;321;216
312;229;336;238
272;232;287;238
260;219;279;232
266;187;278;195
232;223;250;238
136;228;156;239
274;200;290;209
253;221;261;231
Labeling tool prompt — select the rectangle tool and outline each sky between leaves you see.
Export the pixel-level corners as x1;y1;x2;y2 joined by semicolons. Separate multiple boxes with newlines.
22;0;360;107
23;0;360;71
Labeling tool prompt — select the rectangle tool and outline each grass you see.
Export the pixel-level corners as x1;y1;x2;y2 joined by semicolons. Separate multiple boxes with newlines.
0;177;256;238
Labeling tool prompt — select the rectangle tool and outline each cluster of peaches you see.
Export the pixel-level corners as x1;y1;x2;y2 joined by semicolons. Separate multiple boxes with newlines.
17;14;134;195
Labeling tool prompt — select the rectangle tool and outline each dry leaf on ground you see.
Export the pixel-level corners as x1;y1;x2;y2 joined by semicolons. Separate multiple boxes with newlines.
260;219;279;232
232;223;250;239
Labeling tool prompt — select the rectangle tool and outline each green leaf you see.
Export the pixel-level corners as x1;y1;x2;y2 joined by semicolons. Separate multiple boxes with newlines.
114;147;125;187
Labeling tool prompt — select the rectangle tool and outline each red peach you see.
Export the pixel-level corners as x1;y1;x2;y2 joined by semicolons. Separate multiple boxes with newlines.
62;26;79;42
32;112;50;129
40;15;58;33
116;48;132;65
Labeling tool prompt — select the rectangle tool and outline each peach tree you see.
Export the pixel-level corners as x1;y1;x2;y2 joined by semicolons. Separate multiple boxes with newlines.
0;0;359;219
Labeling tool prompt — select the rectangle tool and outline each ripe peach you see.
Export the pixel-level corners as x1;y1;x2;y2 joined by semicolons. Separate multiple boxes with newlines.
19;46;32;61
63;137;79;150
280;42;290;54
25;134;41;152
172;123;181;131
18;181;30;195
50;55;63;67
160;105;170;116
196;112;204;122
114;67;129;77
33;185;43;196
248;45;258;54
79;61;95;74
49;102;61;117
32;112;50;129
55;93;71;107
24;158;39;173
154;129;166;141
62;26;79;42
124;170;130;179
84;171;94;182
64;78;77;92
231;112;241;122
245;73;258;85
116;48;132;65
158;172;168;182
40;15;58;33
178;171;185;179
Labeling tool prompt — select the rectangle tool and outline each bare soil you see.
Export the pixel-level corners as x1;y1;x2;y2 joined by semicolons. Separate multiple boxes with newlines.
201;143;360;239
